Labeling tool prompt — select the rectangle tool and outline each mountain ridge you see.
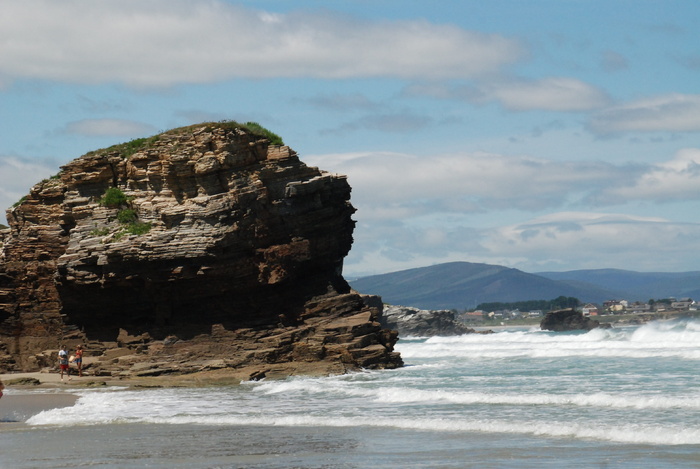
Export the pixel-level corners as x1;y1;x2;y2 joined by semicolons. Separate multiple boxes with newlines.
536;268;700;303
350;262;700;310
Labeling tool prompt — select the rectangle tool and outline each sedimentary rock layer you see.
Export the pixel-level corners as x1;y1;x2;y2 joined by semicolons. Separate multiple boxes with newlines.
0;123;402;378
381;304;478;336
540;308;609;331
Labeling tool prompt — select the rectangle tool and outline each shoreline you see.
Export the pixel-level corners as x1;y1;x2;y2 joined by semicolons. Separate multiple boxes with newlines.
0;369;246;391
0;369;241;430
0;391;79;429
0;365;333;430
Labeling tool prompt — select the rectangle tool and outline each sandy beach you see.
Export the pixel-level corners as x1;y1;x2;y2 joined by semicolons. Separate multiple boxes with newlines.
0;365;284;430
0;371;117;428
0;384;78;431
0;393;78;425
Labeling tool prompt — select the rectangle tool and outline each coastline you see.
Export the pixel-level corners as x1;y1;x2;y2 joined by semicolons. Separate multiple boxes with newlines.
0;362;354;432
0;369;243;391
0;393;79;427
0;368;247;430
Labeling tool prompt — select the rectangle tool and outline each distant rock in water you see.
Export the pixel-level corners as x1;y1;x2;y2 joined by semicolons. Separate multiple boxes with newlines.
381;305;477;336
540;308;610;331
0;122;402;379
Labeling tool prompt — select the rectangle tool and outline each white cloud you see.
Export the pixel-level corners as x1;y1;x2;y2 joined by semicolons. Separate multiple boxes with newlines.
344;211;700;276
405;77;610;112
64;119;157;137
0;156;58;224
481;212;700;271
603;148;700;202
483;77;611;111
589;94;700;135
309;149;700;276
0;1;524;86
306;150;633;220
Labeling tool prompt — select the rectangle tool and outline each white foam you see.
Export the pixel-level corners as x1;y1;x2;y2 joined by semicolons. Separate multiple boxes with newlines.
24;320;700;449
397;319;700;360
47;409;699;446
368;387;700;410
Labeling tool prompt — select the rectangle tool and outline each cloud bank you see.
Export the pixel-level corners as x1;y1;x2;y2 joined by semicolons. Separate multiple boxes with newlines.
343;209;700;276
306;147;700;275
589;94;700;134
0;0;524;86
0;156;57;221
307;150;641;218
405;77;610;112
474;77;611;111
64;119;157;137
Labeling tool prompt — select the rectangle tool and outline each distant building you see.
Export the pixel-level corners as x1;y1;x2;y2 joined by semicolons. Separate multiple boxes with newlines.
464;311;484;322
671;298;693;310
582;304;599;316
628;302;651;313
603;300;626;312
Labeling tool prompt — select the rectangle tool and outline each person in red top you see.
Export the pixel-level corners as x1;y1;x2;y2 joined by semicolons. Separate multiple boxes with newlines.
74;345;84;377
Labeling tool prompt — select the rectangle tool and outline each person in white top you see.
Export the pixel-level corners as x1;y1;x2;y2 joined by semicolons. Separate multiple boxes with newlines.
58;345;71;381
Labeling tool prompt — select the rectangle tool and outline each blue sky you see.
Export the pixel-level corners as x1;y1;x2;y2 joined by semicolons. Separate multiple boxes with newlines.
2;0;700;277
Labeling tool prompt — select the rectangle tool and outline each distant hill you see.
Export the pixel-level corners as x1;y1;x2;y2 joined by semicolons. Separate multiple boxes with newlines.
350;262;700;310
350;262;619;310
536;269;700;302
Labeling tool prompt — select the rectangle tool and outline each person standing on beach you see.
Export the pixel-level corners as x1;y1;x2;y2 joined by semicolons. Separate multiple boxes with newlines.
74;344;84;377
58;345;71;381
0;379;4;399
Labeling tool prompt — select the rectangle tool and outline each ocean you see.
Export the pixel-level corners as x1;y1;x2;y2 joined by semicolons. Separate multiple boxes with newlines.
1;319;699;468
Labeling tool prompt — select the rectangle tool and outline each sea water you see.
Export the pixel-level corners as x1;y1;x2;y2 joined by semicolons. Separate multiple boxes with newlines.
1;319;699;468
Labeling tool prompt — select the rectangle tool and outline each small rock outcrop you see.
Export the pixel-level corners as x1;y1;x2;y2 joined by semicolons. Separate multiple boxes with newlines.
0;122;402;379
381;305;476;336
540;308;610;331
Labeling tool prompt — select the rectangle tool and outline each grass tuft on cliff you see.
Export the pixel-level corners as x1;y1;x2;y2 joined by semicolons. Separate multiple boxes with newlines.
125;221;151;235
99;187;130;208
86;121;284;160
94;188;152;240
240;121;284;146
116;208;137;224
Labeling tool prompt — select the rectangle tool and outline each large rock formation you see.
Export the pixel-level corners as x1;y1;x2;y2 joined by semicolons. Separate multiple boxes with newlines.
540;308;610;332
380;304;477;336
0;122;402;380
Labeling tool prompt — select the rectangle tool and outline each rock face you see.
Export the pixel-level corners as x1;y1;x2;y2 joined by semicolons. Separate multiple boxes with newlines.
0;123;402;379
381;305;476;336
540;308;609;331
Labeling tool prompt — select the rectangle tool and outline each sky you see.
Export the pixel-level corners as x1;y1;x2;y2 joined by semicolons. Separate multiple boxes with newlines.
1;0;700;277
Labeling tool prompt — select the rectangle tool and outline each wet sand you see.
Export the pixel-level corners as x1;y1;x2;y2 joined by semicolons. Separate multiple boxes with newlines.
0;368;250;430
0;371;107;429
0;368;244;389
0;392;79;428
2;371;83;386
